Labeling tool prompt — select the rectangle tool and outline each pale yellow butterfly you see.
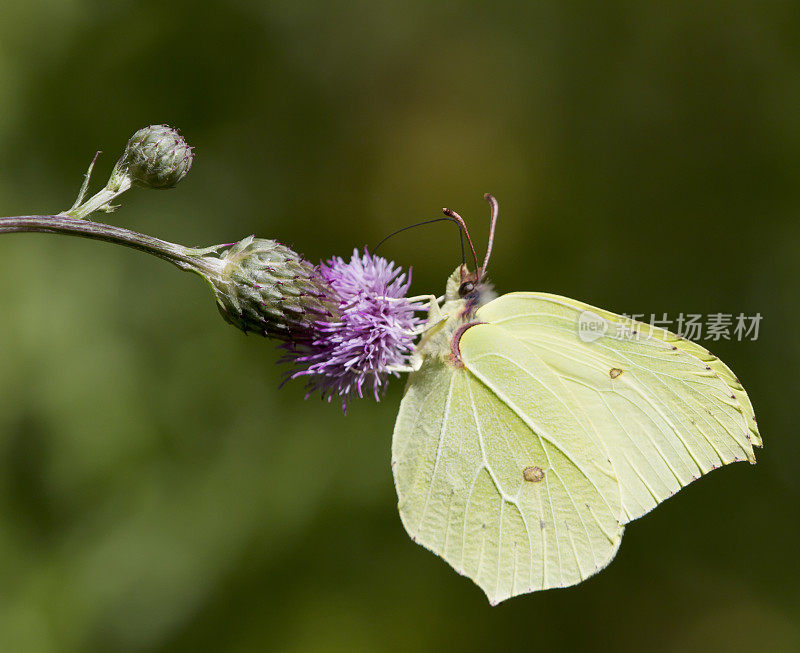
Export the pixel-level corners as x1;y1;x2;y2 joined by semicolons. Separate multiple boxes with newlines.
391;195;761;604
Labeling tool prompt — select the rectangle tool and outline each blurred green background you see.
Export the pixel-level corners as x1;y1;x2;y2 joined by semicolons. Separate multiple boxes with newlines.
0;1;798;651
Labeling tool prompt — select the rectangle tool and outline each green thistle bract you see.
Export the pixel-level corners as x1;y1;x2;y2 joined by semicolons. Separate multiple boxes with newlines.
204;236;336;341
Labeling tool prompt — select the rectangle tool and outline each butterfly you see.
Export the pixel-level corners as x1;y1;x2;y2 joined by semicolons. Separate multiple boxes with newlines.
391;194;761;604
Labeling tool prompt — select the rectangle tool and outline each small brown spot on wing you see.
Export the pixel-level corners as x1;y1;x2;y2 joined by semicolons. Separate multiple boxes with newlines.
609;368;623;379
523;466;544;482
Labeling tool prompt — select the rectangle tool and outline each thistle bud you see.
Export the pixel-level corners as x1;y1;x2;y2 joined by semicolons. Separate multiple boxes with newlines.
203;236;337;340
114;124;194;189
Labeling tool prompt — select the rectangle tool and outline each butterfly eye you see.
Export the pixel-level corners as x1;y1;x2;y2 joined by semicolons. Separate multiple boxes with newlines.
458;281;475;297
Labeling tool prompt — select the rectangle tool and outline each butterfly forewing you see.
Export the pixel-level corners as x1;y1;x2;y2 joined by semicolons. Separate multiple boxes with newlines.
525;292;761;448
473;292;758;524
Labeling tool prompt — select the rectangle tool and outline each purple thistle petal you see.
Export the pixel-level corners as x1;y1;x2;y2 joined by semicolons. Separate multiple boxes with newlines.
283;248;423;411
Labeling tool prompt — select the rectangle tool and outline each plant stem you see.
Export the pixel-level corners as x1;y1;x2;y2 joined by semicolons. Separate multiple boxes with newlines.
0;215;223;277
57;185;123;219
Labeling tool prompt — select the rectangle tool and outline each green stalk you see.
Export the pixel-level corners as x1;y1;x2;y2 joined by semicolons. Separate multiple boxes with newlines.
0;215;223;276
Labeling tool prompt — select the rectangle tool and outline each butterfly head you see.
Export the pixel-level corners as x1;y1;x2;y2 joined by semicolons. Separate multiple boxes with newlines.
443;263;497;318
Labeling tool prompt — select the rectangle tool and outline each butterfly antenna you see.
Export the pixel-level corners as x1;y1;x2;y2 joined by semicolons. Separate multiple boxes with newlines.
481;193;499;274
442;207;480;275
373;216;466;265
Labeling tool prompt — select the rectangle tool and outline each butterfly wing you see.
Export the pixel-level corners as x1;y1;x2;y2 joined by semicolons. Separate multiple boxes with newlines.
392;327;625;604
471;292;759;524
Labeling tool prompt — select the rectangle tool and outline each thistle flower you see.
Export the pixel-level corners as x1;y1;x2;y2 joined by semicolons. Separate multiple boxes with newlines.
285;248;423;410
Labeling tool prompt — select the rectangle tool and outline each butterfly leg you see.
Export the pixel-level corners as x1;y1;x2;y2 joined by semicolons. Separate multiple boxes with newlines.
377;294;445;335
384;296;446;375
402;296;448;339
375;294;443;310
406;294;444;305
385;362;421;374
